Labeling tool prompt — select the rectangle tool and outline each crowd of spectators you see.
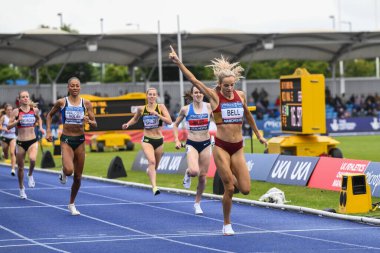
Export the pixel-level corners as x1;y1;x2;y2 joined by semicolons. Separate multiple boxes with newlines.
249;88;280;120
245;87;380;121
2;88;379;127
165;87;380;122
249;87;380;120
325;88;380;119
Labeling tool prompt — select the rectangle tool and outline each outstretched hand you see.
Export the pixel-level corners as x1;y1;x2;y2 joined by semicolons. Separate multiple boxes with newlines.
175;140;182;150
169;45;181;64
45;132;54;142
259;136;268;147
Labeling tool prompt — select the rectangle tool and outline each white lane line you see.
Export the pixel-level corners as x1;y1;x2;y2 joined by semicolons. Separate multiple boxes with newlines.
23;180;230;225
0;226;378;243
76;189;380;251
0;225;70;253
0;185;130;191
3;172;379;251
267;230;380;251
1;225;380;250
0;199;218;210
0;189;234;253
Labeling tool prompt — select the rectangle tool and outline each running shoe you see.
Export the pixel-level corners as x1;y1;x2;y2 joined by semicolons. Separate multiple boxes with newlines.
194;203;203;215
11;169;15;176
19;188;27;199
28;175;35;188
59;170;67;184
182;172;191;189
68;203;80;215
222;224;235;236
152;187;160;196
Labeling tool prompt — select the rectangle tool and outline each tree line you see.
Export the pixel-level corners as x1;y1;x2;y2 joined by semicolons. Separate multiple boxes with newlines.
0;58;376;85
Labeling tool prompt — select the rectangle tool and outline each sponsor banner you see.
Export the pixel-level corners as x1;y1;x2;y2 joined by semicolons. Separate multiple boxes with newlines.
251;118;282;138
245;153;279;181
365;162;380;198
262;118;282;137
266;155;319;186
327;116;380;134
132;150;187;174
308;157;370;191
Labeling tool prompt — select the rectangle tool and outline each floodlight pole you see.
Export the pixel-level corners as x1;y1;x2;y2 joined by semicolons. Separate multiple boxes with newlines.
57;13;63;29
177;15;184;108
100;18;104;33
339;60;345;95
337;0;341;30
331;62;337;97
329;15;336;30
375;0;380;78
100;18;105;83
157;20;164;103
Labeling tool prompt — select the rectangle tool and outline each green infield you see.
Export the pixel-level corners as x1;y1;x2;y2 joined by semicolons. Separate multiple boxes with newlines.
36;134;380;217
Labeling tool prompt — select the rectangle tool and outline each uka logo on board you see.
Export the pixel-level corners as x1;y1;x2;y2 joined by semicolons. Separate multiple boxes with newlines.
271;160;312;181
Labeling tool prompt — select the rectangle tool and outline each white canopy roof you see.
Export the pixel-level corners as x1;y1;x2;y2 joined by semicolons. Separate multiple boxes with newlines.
1;28;380;69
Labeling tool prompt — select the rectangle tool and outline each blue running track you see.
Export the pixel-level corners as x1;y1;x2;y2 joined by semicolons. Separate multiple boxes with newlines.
1;164;380;253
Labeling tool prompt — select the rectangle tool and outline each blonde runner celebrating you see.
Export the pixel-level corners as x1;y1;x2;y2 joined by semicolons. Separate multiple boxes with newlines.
170;45;267;235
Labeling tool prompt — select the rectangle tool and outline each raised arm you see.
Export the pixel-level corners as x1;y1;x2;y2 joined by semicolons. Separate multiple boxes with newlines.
239;90;267;145
173;106;187;149
169;45;218;103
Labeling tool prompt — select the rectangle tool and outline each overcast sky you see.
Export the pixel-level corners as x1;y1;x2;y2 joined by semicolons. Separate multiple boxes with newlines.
1;0;379;34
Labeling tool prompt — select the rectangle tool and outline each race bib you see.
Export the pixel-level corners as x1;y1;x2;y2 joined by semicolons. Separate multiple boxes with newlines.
65;107;85;124
220;102;244;124
188;113;209;131
143;115;160;129
20;114;36;127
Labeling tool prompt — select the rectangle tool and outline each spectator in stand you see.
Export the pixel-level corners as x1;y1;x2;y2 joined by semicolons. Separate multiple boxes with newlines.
260;94;270;109
258;88;268;102
251;88;259;103
341;93;348;105
274;95;280;108
254;100;266;120
247;97;255;106
375;93;380;109
164;90;172;111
